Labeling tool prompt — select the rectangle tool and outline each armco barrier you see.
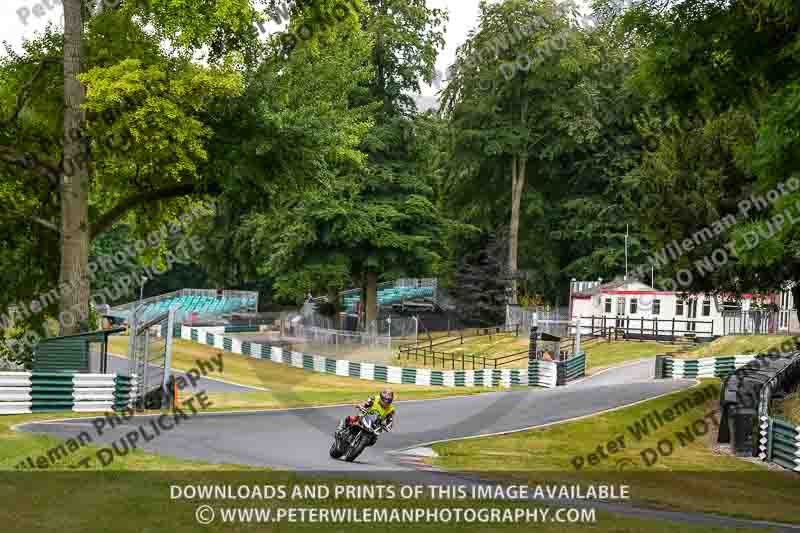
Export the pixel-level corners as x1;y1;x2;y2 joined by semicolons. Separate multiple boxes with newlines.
31;373;74;412
113;374;138;411
557;352;587;385
0;372;138;415
655;354;759;380
764;417;800;472
181;326;528;388
72;374;116;413
755;353;800;468
527;353;586;388
704;350;800;471
528;359;557;388
0;372;32;414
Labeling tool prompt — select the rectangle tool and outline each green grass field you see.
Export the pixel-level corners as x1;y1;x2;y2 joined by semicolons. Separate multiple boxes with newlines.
107;336;493;411
675;335;797;358
4;337;793;530
3;469;766;533
431;382;800;524
392;338;681;374
774;386;800;425
580;340;681;373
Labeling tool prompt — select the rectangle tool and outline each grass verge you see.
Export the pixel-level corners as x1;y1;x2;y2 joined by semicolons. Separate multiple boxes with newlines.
676;335;797;358
431;381;800;524
1;470;768;533
108;336;492;411
581;341;680;374
774;386;800;426
392;340;680;374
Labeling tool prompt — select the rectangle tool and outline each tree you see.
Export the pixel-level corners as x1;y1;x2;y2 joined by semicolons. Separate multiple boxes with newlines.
241;0;450;327
451;230;510;326
611;0;800;303
0;1;258;336
61;0;89;335
442;0;593;304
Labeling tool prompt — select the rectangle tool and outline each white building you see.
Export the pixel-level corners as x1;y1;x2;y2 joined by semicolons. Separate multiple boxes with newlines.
569;278;797;340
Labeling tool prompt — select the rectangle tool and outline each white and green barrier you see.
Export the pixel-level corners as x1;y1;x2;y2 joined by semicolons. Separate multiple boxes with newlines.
655;355;759;379
180;326;528;388
72;374;117;413
0;372;32;414
557;352;587;385
761;417;800;471
0;371;138;415
527;360;557;388
527;352;587;388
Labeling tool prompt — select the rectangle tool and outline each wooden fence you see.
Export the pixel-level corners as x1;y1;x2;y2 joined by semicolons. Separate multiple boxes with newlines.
578;316;715;341
398;324;523;369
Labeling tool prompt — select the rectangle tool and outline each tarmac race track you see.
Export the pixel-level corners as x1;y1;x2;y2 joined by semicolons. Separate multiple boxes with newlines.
18;359;690;471
20;359;800;529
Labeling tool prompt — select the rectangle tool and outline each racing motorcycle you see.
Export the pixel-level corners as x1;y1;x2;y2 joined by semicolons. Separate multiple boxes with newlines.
330;406;387;462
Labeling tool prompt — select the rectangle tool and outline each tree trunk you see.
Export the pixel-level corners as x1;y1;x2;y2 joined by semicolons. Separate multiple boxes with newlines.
365;271;378;333
508;155;526;305
60;0;90;335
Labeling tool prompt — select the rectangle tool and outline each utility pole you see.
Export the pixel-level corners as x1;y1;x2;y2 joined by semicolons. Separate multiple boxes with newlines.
624;224;629;280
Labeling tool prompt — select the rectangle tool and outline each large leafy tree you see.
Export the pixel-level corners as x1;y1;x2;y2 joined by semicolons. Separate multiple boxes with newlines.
0;2;258;339
442;0;594;303
611;0;800;304
241;0;451;327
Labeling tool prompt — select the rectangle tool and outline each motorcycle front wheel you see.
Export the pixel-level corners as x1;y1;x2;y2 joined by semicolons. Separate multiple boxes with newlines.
344;433;368;462
329;436;345;459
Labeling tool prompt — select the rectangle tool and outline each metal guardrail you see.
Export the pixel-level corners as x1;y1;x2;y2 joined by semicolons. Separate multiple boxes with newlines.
715;351;800;467
765;417;800;471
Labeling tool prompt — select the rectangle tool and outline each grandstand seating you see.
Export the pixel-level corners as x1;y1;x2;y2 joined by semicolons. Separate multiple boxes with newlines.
131;294;257;323
343;286;434;313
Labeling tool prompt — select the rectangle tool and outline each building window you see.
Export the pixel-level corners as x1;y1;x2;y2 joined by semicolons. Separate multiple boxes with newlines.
653;299;661;315
616;297;625;315
702;299;711;317
630;298;638;314
676;300;684;316
604;298;612;313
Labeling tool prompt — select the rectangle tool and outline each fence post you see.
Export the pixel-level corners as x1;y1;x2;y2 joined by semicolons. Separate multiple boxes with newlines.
671;318;675;339
641;317;644;341
462;352;465;370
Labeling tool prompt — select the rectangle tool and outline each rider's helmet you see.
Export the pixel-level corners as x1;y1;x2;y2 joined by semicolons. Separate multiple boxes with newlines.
379;389;394;406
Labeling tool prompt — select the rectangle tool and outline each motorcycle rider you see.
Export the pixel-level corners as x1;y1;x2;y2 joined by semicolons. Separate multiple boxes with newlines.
336;389;396;443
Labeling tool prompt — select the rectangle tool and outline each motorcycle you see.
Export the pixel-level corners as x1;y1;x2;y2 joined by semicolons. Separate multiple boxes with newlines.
330;406;387;462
